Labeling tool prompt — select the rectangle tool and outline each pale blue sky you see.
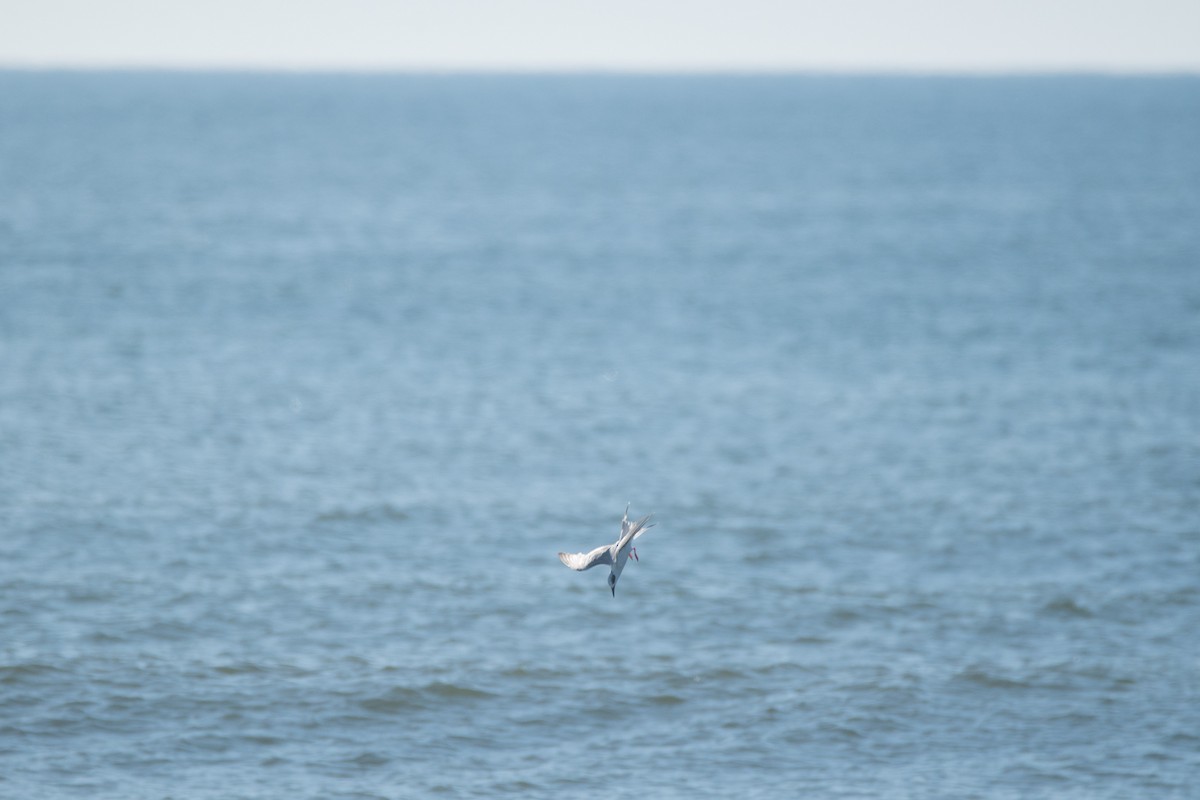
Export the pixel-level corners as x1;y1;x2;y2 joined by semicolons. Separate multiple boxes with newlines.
1;0;1197;71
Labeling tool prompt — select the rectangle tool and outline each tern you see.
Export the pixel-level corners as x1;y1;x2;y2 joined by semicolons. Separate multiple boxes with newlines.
558;505;655;596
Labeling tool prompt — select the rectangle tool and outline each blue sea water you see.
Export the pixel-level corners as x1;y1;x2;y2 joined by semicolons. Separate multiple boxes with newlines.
1;72;1198;798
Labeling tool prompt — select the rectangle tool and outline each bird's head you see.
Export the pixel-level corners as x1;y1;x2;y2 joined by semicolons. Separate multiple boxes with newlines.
608;572;617;597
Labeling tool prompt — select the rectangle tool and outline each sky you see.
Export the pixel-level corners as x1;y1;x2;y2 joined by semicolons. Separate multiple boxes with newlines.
1;0;1198;72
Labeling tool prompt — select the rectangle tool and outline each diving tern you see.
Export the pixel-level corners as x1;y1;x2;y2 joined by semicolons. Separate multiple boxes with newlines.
558;506;655;596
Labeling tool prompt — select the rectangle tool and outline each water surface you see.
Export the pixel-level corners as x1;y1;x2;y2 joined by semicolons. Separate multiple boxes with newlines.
1;73;1198;798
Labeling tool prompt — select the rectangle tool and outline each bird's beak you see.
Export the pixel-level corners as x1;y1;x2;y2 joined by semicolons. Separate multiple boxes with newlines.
611;585;616;597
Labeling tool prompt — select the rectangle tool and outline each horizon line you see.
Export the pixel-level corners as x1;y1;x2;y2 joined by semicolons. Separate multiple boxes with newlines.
3;62;1200;78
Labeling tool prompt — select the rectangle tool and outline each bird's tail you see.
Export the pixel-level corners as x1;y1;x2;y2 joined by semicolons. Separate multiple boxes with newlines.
627;513;654;541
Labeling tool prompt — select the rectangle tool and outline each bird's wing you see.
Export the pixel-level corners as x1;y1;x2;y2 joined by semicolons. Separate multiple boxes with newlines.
558;545;613;571
619;514;654;549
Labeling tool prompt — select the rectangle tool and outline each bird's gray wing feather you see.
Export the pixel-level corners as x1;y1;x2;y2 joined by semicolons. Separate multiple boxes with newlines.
558;545;613;571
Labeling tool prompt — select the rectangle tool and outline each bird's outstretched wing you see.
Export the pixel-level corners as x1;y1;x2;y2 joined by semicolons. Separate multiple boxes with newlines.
558;545;613;571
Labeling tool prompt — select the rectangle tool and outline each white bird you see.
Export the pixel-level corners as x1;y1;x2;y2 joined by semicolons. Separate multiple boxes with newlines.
558;505;655;596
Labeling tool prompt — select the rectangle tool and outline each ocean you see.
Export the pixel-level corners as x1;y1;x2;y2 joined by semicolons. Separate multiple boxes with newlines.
1;72;1198;798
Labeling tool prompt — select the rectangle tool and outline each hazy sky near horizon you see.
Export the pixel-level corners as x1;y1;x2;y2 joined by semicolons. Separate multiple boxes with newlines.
1;0;1198;72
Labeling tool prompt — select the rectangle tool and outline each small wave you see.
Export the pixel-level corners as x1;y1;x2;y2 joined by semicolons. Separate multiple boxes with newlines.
958;661;1136;694
492;781;539;792
758;661;821;677
314;504;411;524
135;620;195;642
66;587;119;604
346;751;390;768
359;681;493;714
656;666;747;684
214;662;269;676
647;693;685;706
499;666;569;680
955;666;1033;690
1165;587;1199;605
699;667;747;682
177;734;233;754
359;687;423;714
243;734;286;747
818;721;863;740
827;607;863;625
1041;596;1094;618
792;635;831;645
1117;587;1198;608
424;681;493;700
0;663;63;684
